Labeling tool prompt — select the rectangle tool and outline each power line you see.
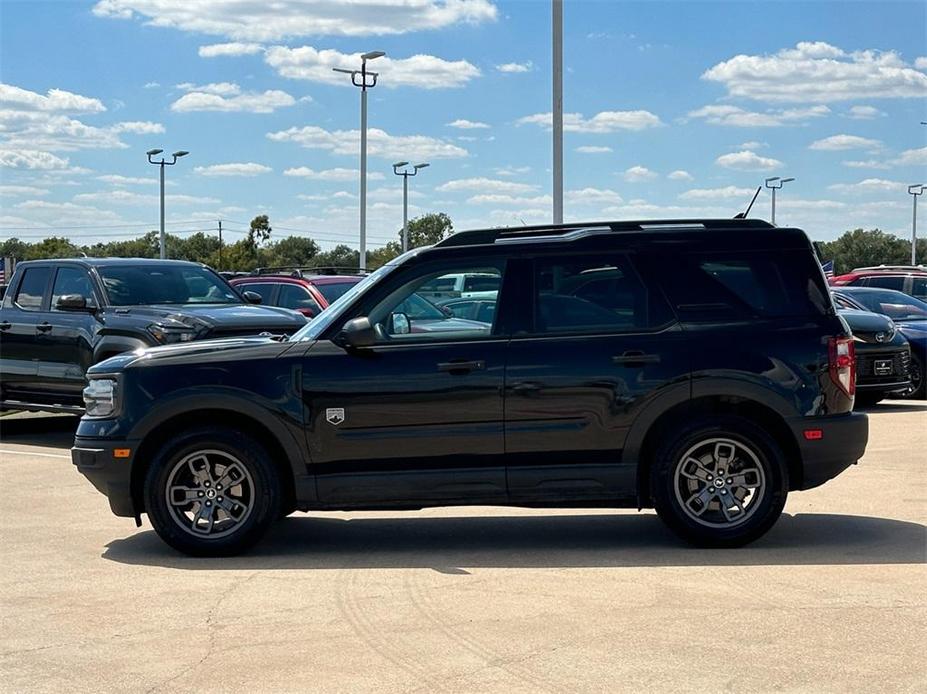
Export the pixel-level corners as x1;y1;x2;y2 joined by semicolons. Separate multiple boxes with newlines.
0;218;213;232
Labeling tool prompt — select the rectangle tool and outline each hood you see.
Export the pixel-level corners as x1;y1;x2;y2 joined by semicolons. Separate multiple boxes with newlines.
837;309;898;344
897;320;927;345
109;303;307;330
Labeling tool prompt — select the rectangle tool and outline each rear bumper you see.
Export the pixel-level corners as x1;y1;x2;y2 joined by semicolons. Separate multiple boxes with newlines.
789;412;869;490
72;437;140;517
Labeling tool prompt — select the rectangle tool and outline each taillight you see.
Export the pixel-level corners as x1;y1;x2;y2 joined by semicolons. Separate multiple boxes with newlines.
828;336;856;397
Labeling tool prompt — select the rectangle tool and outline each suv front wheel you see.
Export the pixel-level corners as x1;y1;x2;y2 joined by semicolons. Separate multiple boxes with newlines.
651;416;788;547
143;427;281;556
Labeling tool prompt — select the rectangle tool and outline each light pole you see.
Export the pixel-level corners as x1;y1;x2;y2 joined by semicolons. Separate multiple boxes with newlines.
147;148;189;259
552;0;563;224
908;184;925;265
764;176;794;226
334;50;385;272
393;162;429;252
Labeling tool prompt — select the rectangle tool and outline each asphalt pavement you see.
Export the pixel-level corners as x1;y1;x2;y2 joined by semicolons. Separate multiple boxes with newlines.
1;403;924;693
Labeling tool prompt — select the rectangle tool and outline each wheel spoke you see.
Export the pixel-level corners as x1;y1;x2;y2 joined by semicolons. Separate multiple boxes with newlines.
215;463;247;492
187;454;213;485
729;466;761;489
680;457;713;482
719;492;744;522
168;486;201;507
713;442;736;470
685;486;715;516
216;495;248;521
191;503;215;534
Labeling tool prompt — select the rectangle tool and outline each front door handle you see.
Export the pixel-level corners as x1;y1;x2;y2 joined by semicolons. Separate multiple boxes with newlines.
36;322;53;333
437;359;485;374
0;321;10;331
612;351;660;366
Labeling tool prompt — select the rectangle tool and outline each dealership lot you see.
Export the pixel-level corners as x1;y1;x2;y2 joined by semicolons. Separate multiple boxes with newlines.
1;405;924;693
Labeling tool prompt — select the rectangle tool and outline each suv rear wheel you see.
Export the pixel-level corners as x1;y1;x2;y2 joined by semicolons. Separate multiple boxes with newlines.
143;427;281;556
651;416;788;547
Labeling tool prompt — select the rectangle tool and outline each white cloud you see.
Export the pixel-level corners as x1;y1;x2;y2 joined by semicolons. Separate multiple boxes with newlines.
667;170;694;181
0;83;105;113
715;150;783;171
437;177;537;194
264;46;480;89
842;159;891;170
687;104;829;127
92;0;498;40
171;88;296;113
496;61;532;73
268;125;468;159
97;174;158;185
447;119;490;129
703;41;927;103
493;166;531;177
468;193;551;206
284;167;384;181
0;149;70;169
198;42;264;57
680;186;755;200
194;162;272;177
13;199;127;226
623;165;657;182
175;81;241;96
143;81;160;89
828;178;908;194
0;185;49;197
566;188;623;205
73;190;221;206
846;105;885;119
518;110;662;132
110;120;165;134
576;145;612;154
915;57;927;70
809;134;882;152
896;146;927;166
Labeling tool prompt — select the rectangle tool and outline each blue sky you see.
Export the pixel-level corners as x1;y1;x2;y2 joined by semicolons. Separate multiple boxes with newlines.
1;0;925;249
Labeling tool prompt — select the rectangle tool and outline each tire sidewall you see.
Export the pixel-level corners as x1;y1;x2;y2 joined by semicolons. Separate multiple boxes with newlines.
651;417;788;547
143;427;280;556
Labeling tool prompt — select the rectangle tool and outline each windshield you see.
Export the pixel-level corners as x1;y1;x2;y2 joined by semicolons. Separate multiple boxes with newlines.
99;265;242;306
315;280;361;305
844;290;927;321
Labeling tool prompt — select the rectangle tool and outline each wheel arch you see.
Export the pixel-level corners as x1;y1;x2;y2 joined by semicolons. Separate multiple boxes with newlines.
92;334;151;363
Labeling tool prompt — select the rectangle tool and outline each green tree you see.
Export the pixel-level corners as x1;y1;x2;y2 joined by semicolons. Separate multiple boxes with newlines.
20;236;82;260
314;244;359;270
247;215;272;252
263;236;320;268
817;229;917;273
404;212;453;248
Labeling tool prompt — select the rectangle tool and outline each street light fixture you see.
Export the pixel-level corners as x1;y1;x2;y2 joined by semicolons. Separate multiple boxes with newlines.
764;176;795;226
147;148;189;259
908;184;925;265
334;50;385;272
393;162;430;252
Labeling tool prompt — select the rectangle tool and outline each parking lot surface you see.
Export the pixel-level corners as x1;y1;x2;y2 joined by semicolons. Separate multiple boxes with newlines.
1;403;925;693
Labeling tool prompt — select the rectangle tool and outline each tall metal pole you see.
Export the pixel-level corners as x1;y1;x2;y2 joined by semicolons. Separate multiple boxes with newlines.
764;176;794;227
159;161;166;259
217;219;223;270
401;173;409;253
552;0;563;224
770;187;776;226
360;78;368;271
147;148;188;260
910;184;924;264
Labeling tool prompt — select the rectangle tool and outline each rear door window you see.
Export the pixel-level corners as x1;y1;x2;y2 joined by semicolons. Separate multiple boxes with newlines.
278;284;322;313
864;276;906;291
14;267;51;311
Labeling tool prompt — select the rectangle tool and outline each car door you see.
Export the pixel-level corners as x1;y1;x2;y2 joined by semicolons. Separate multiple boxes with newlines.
302;254;508;506
0;265;52;402
504;252;688;502
33;265;102;402
277;283;323;318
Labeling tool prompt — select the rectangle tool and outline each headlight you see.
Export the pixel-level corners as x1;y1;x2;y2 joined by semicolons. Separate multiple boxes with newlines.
148;323;199;343
83;378;118;418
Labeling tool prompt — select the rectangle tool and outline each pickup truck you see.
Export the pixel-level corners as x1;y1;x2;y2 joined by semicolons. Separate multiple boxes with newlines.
0;257;306;413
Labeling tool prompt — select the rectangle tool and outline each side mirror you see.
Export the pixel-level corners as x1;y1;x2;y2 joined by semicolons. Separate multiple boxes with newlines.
298;307;316;319
56;294;93;312
338;316;379;349
439;305;453;318
390;312;411;335
242;291;263;305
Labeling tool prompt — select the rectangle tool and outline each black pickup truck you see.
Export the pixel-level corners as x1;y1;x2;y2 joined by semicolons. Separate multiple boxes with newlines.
0;258;306;413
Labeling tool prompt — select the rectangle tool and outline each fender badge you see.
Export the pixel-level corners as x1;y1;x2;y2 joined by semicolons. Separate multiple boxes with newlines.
326;408;345;426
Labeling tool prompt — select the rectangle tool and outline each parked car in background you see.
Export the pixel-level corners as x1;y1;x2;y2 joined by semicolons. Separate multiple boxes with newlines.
829;265;927;300
71;218;868;556
438;297;497;323
832;297;912;405
230;270;363;318
417;271;501;302
0;258;306;413
833;286;927;399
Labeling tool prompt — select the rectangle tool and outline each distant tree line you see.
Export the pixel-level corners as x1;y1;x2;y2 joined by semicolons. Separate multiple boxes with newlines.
0;212;455;273
817;229;926;273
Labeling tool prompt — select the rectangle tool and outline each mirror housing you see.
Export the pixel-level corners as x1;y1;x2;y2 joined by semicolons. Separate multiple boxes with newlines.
338;316;378;349
242;290;263;305
56;294;93;312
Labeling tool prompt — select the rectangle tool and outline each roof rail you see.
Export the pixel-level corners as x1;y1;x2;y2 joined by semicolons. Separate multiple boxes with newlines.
851;264;927;272
435;218;775;248
254;265;367;277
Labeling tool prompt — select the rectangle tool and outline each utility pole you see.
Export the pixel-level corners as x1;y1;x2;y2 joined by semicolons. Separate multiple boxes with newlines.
552;0;563;224
334;50;385;272
764;176;794;226
909;184;924;265
146;148;189;259
393;162;429;252
217;219;223;271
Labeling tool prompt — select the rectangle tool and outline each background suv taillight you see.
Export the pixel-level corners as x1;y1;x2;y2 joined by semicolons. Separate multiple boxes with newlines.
829;336;856;397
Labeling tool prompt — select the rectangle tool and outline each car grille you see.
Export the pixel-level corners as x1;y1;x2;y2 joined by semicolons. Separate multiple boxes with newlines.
856;349;911;385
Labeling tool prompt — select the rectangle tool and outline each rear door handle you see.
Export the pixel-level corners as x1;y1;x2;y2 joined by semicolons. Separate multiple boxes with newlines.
437;359;485;374
0;321;10;331
612;351;660;365
36;322;53;333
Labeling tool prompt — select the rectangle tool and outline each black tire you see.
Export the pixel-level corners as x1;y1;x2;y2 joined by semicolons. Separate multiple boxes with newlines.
651;416;788;548
855;394;884;407
143;427;281;557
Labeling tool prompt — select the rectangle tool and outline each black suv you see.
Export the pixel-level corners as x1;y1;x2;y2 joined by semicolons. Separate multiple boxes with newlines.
0;258;306;413
71;220;868;556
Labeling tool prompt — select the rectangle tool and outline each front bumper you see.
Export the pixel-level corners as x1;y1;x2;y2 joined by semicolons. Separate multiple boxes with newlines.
789;412;869;490
72;437;140;517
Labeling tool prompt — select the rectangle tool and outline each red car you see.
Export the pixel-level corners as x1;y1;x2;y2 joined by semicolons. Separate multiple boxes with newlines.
231;271;362;318
829;265;927;300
